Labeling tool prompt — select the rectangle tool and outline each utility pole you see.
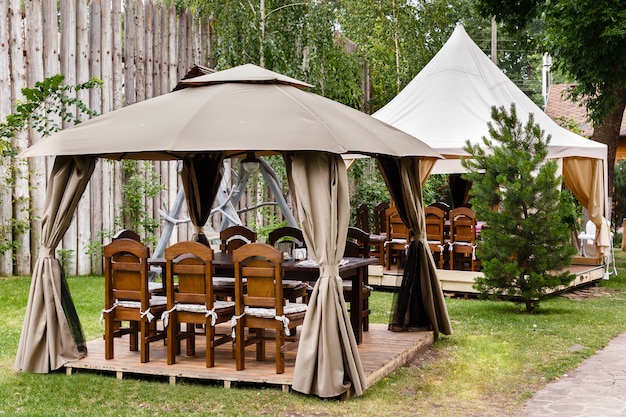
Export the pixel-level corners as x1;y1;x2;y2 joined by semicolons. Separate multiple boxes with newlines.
491;16;497;65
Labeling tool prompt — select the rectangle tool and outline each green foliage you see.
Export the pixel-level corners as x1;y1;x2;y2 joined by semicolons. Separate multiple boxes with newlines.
462;104;577;312
0;74;102;263
56;249;75;273
347;158;389;224
120;161;165;249
0;74;102;156
612;160;626;234
423;174;450;207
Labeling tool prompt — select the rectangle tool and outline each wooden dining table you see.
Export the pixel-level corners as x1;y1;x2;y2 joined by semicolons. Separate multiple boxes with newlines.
211;252;377;344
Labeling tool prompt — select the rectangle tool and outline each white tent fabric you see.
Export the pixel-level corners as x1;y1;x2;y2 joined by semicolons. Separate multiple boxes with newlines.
373;24;610;258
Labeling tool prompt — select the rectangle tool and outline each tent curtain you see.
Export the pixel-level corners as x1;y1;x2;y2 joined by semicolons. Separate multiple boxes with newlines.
288;151;366;398
14;156;96;373
181;152;225;245
563;157;610;256
377;155;452;338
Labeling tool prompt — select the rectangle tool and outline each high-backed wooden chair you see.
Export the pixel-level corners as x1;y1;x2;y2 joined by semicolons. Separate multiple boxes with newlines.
355;203;370;232
343;226;372;331
232;243;307;374
267;226;306;249
163;241;235;367
449;207;479;271
267;226;309;304
103;238;167;363
369;202;389;264
385;207;410;270
219;225;257;253
112;229;141;242
425;206;447;269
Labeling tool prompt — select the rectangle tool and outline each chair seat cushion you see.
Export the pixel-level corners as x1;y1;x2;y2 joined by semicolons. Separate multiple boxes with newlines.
117;295;167;308
213;277;247;286
175;300;235;313
244;302;308;318
282;279;305;288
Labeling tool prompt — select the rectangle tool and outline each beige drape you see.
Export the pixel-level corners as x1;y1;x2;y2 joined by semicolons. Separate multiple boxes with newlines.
289;151;366;398
378;156;452;337
563;157;610;257
14;156;96;373
180;152;225;244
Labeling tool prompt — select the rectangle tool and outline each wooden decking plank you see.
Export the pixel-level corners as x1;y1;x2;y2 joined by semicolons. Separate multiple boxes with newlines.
64;323;432;392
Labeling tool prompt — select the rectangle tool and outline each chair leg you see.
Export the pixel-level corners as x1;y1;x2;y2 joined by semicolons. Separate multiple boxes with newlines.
167;314;177;365
235;321;245;371
140;319;150;363
276;327;285;374
104;314;115;360
255;328;265;362
206;320;215;368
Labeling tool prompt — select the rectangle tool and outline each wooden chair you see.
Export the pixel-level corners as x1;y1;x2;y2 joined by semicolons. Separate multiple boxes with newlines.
267;226;306;249
102;238;167;363
355;203;370;232
449;207;479;271
219;225;257;253
112;229;141;242
385;207;410;270
267;226;309;304
369;202;389;264
214;225;258;300
425;206;447;269
232;243;307;374
163;241;235;367
343;226;372;331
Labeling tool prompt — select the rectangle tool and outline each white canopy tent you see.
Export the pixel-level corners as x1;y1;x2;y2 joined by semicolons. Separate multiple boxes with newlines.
374;24;610;258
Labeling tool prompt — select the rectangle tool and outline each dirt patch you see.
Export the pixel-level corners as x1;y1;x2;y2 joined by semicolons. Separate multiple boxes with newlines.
559;285;618;300
404;346;441;369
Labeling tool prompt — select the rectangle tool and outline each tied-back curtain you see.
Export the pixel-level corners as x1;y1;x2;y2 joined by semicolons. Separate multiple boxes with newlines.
377;156;452;338
15;156;97;373
288;151;366;398
181;152;225;245
562;157;610;256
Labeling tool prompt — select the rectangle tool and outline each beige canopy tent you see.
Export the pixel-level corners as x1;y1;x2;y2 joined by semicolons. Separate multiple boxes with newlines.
374;24;610;259
17;64;451;398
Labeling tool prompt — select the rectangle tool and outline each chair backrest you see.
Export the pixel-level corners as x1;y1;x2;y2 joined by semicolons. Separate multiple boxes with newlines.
425;206;446;243
233;243;284;315
386;207;409;241
585;220;597;235
267;226;305;248
165;241;214;307
450;207;477;244
112;229;141;242
429;201;451;215
220;225;257;253
373;202;390;235
344;226;370;258
355;203;370;233
103;238;150;306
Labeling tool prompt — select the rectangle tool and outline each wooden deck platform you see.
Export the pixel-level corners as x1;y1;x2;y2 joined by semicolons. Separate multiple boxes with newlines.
64;323;434;393
369;261;606;295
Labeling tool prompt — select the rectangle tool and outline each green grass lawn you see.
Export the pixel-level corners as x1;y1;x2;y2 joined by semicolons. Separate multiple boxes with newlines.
2;252;626;416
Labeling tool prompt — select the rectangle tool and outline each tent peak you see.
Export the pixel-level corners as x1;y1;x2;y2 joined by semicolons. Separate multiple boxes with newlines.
180;63;315;89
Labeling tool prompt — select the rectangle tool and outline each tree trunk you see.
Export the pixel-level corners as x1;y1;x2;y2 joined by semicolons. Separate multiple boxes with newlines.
591;87;626;198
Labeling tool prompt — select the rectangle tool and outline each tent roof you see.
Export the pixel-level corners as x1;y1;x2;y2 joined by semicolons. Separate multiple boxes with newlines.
19;64;441;161
373;24;607;162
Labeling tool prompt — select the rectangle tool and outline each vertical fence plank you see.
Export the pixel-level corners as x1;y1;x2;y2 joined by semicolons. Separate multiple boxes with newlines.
11;0;30;275
59;0;78;275
0;0;13;275
70;0;90;276
124;0;135;106
111;0;124;253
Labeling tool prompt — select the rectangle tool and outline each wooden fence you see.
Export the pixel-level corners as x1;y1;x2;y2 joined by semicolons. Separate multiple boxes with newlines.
0;0;244;276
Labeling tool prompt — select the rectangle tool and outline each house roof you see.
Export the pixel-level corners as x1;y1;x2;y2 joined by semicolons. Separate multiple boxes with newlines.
545;84;626;138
